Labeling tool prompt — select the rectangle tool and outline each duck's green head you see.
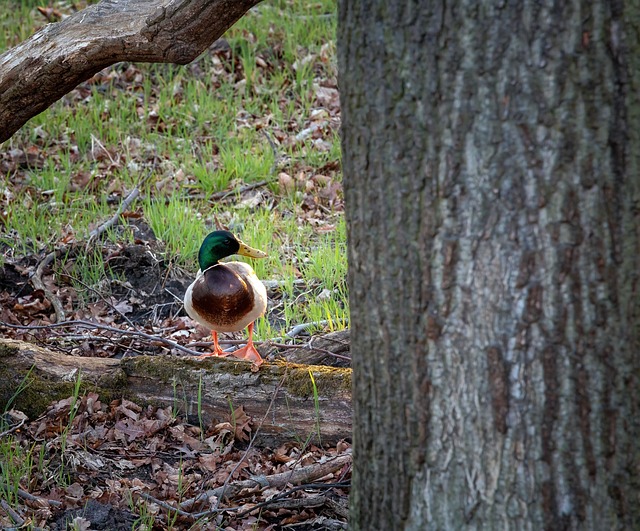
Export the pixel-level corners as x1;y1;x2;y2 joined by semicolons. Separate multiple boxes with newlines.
198;230;267;270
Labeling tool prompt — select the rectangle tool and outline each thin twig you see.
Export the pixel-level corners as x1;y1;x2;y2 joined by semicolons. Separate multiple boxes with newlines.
0;499;24;527
61;273;136;328
2;318;350;362
90;134;116;165
212;373;287;510
0;416;26;438
208;130;281;203
28;175;148;323
0;320;201;357
31;251;65;323
233;481;350;519
261;279;307;290
261;129;281;177
87;176;149;243
268;341;351;362
186;338;350;362
286;320;329;338
137;492;196;519
0;482;62;508
209;179;271;201
15;487;62;507
182;453;352;516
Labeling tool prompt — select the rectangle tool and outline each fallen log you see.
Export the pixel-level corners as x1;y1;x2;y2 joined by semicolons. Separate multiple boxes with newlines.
0;338;351;446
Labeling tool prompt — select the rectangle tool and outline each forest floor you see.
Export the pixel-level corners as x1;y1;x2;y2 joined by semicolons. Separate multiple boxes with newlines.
0;0;349;529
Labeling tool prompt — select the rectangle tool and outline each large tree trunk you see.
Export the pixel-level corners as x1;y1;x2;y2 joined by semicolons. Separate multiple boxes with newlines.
0;0;261;144
339;1;640;529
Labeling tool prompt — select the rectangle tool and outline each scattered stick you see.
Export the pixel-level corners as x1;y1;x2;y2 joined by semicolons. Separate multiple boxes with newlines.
140;375;289;522
15;488;61;508
61;273;136;328
208;130;282;203
0;320;201;357
261;129;283;177
28;176;148;323
181;453;351;513
87;179;147;243
0;415;26;439
137;492;196;519
180;374;287;514
0;499;24;527
209;179;272;202
187;337;350;363
286;320;329;338
1;319;351;363
0;483;61;509
90;134;117;165
30;251;65;323
261;279;307;290
211;373;287;512
233;481;350;519
268;341;351;362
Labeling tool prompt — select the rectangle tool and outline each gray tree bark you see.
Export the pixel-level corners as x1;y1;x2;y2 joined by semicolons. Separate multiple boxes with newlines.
0;0;261;144
339;1;640;529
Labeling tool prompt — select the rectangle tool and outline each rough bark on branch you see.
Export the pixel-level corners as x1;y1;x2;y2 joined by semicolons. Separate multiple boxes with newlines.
0;338;352;446
0;0;262;143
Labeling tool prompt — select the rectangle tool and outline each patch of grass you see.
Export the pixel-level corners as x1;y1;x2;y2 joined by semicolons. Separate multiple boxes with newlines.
0;0;346;314
0;4;349;415
58;370;83;485
142;196;207;268
128;490;158;530
0;436;32;507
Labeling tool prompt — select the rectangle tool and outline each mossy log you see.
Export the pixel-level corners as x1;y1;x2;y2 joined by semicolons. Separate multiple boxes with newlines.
0;338;352;446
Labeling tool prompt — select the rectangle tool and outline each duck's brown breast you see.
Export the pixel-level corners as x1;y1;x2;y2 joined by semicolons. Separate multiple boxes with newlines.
190;264;255;328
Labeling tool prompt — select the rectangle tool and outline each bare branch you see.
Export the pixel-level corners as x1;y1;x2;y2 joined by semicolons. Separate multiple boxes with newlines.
0;0;262;143
180;454;352;512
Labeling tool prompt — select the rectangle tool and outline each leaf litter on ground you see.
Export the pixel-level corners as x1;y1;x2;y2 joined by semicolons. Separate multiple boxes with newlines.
1;0;349;528
3;391;350;529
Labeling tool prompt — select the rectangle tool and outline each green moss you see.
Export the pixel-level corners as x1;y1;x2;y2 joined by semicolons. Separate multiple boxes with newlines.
0;365;129;419
121;354;267;381
0;343;19;358
121;355;352;399
278;361;352;398
121;355;194;383
93;368;129;402
11;379;75;418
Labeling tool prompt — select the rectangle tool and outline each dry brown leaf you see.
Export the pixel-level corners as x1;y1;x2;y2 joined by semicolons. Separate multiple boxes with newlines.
231;405;252;442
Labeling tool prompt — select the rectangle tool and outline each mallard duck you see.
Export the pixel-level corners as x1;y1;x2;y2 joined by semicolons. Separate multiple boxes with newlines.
184;230;268;366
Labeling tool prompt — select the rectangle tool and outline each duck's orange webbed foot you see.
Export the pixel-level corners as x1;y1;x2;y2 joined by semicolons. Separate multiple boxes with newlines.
196;331;229;359
230;323;264;368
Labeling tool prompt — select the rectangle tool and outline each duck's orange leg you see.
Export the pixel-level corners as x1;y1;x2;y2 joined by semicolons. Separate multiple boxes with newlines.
197;331;229;359
231;323;264;366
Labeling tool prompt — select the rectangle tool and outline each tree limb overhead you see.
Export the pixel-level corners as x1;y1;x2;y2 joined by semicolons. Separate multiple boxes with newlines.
0;0;262;143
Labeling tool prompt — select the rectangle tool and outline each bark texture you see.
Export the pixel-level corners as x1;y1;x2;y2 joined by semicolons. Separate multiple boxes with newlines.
0;0;261;143
0;338;351;447
339;1;640;529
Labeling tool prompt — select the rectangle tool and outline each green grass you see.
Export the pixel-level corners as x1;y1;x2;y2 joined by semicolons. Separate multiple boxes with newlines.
0;0;344;523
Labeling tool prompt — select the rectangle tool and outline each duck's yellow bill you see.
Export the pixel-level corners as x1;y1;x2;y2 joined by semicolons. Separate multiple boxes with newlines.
237;240;268;258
